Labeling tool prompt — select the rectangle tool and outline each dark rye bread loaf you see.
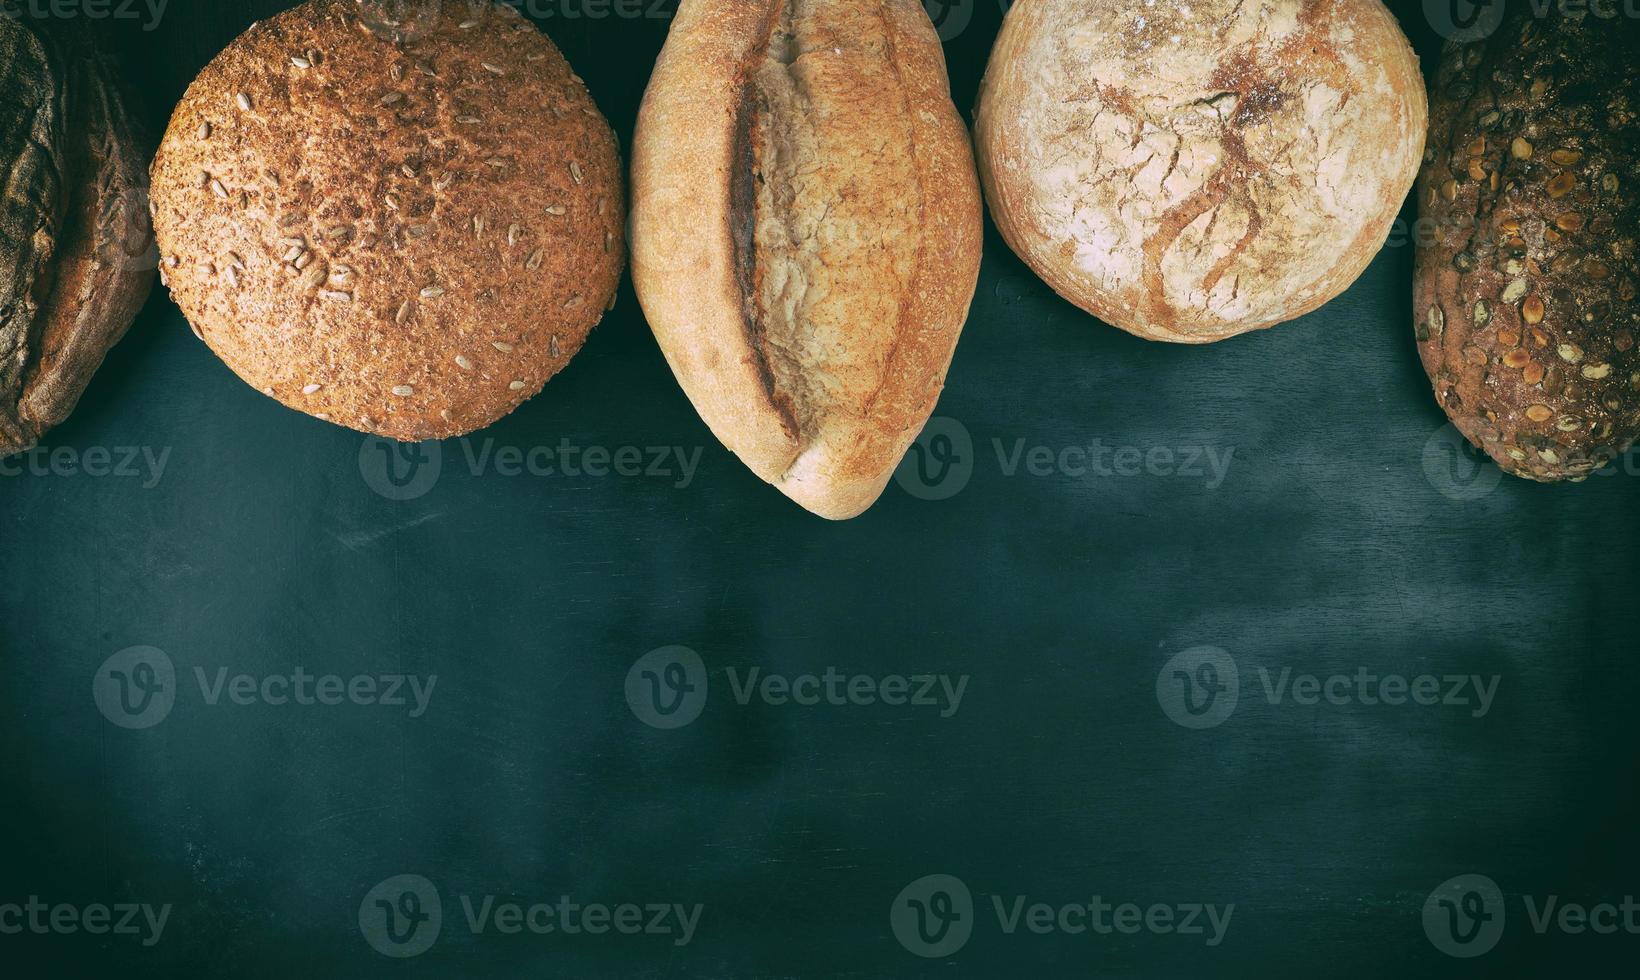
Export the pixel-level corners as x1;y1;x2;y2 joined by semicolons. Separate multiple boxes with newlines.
631;0;982;520
1414;8;1640;482
1;21;154;457
150;0;624;441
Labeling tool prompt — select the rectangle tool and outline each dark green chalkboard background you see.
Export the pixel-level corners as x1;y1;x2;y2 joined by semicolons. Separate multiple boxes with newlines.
3;0;1638;976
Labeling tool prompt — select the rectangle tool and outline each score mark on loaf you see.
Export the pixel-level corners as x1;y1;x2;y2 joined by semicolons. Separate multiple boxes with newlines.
631;0;983;521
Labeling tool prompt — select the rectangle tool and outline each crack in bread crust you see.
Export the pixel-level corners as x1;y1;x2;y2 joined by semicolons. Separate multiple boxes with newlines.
730;0;796;449
632;0;980;518
976;0;1426;343
741;0;925;465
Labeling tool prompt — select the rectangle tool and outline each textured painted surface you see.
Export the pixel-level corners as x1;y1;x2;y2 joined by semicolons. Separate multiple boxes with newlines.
1;2;1637;977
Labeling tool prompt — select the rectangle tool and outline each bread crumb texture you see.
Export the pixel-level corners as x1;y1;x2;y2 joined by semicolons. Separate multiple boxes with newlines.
150;0;625;441
976;0;1426;342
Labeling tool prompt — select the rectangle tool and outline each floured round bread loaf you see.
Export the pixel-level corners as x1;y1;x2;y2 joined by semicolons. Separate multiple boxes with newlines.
975;0;1426;343
150;0;624;441
631;0;982;520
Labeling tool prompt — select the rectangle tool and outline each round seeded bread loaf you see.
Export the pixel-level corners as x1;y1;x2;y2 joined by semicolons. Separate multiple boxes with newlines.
150;0;624;441
974;0;1426;343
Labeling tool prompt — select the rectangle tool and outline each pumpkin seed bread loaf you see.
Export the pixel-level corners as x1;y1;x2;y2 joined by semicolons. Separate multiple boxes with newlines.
150;0;624;441
974;0;1426;343
1414;7;1640;482
2;21;154;457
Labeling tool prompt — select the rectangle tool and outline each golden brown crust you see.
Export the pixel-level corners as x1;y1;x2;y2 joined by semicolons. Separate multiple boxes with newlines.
631;0;982;519
22;43;155;438
1;21;154;456
150;0;625;441
975;0;1426;343
1414;9;1640;482
0;19;64;454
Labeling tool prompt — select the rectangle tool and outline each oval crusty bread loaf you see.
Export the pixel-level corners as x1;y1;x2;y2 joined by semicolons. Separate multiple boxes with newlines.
1;21;154;457
974;0;1426;343
150;0;624;441
1414;9;1639;482
630;0;982;521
